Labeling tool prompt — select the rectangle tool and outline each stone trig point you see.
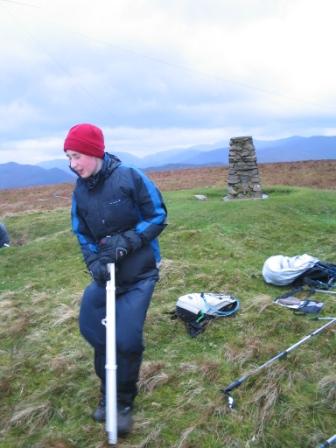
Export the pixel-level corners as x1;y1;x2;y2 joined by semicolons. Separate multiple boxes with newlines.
225;136;265;200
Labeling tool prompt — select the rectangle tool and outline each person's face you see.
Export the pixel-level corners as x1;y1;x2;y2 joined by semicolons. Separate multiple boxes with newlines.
66;150;101;178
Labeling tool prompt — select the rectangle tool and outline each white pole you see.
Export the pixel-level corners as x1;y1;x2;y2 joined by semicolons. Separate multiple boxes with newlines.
105;263;118;445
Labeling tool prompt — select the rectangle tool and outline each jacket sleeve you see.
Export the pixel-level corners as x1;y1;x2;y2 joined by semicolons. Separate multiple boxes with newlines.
71;193;99;266
129;167;167;243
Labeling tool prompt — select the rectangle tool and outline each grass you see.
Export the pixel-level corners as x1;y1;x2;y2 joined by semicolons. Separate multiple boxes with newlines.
0;185;336;447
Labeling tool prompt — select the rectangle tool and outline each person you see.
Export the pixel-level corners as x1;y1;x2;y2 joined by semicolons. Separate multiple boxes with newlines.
0;222;10;248
63;123;167;436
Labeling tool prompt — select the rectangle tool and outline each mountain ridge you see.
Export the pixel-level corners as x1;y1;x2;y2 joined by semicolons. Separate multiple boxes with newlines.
0;162;74;190
1;135;335;189
39;135;336;170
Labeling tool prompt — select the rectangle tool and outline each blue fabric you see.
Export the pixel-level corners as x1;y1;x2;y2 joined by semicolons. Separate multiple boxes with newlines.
71;194;98;255
79;276;157;405
0;222;10;247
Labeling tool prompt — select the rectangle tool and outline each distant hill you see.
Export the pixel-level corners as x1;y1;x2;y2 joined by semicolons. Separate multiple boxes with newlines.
42;135;336;172
38;159;74;174
254;136;336;163
0;162;74;190
1;135;335;189
156;136;336;167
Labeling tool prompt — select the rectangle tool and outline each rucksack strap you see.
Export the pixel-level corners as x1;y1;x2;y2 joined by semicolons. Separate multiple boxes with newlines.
168;308;211;337
186;318;211;337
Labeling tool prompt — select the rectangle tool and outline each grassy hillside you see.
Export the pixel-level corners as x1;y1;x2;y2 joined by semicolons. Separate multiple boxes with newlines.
1;185;336;448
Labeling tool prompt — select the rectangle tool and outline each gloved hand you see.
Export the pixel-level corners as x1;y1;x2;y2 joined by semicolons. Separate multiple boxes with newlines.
99;230;143;264
88;258;110;284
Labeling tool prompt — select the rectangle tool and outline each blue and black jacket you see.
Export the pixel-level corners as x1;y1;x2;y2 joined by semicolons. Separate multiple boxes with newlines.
71;153;167;289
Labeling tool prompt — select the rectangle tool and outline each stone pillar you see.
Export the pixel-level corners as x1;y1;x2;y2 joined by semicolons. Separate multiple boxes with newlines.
226;136;264;200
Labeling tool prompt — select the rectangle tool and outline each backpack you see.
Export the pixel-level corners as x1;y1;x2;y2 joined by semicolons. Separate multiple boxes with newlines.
262;254;319;286
175;292;240;337
297;261;336;289
262;254;336;290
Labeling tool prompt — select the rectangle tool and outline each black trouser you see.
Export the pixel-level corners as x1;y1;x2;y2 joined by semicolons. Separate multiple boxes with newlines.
79;276;157;406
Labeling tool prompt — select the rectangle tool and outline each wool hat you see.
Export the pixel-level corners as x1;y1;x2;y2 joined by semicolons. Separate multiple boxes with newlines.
64;123;105;159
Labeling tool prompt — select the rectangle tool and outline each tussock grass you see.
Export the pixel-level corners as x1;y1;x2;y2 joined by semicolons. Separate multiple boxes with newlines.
318;375;336;410
9;401;52;432
139;361;169;393
1;185;336;447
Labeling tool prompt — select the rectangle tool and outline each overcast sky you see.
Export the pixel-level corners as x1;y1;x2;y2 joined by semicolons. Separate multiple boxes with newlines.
1;0;336;164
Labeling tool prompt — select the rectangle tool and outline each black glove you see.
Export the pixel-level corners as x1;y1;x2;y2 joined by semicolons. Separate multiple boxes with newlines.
99;230;142;264
88;258;110;284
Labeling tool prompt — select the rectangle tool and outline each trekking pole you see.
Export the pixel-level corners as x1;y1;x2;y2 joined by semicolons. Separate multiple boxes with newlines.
105;263;118;445
221;317;336;409
314;289;336;295
318;434;336;447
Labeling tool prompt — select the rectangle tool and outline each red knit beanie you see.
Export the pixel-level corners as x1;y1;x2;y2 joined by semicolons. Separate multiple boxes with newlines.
64;123;105;159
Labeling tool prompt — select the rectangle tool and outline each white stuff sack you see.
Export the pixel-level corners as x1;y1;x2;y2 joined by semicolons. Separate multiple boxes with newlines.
262;254;319;286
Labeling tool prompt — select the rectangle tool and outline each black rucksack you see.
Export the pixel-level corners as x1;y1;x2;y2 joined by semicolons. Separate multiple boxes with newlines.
174;292;240;337
296;261;336;289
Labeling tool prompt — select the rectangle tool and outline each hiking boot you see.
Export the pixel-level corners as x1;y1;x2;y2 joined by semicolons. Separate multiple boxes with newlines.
92;396;105;422
117;403;133;436
92;398;133;436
